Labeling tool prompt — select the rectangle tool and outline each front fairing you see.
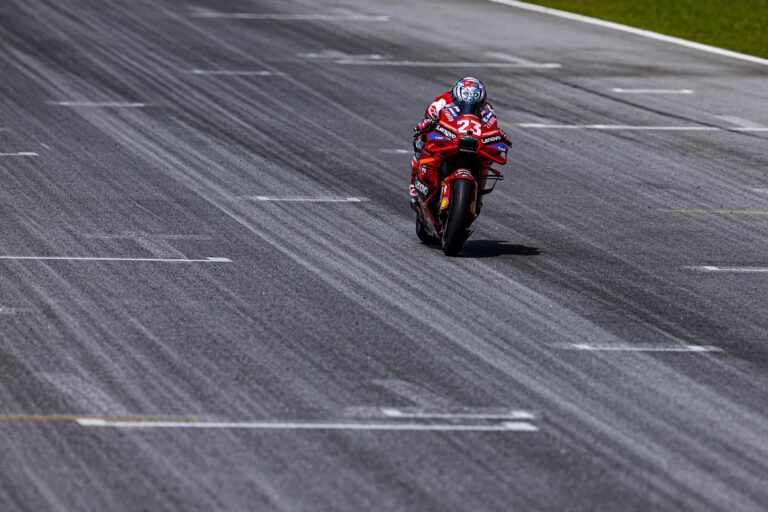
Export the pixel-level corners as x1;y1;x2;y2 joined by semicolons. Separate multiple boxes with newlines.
423;112;509;165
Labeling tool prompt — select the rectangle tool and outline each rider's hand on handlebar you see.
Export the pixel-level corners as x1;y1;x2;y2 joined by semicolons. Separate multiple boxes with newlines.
499;128;511;145
414;117;437;133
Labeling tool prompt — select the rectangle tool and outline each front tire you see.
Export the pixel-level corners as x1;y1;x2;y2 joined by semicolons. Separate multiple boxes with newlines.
441;179;474;256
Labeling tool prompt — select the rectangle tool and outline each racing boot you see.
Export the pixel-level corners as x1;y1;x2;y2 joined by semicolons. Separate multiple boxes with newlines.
409;155;420;211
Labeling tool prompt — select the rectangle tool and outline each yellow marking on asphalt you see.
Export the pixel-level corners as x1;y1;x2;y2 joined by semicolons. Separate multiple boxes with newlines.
0;415;203;424
667;209;768;214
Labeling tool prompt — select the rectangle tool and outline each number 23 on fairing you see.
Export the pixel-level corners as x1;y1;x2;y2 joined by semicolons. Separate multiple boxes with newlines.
456;119;482;135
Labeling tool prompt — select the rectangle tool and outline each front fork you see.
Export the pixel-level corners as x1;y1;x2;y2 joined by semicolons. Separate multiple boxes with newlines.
439;169;479;220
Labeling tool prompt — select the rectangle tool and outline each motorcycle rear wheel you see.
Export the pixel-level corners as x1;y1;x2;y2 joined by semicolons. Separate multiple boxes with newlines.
441;179;473;256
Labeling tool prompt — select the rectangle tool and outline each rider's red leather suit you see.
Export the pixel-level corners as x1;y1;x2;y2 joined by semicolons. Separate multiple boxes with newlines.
411;92;496;186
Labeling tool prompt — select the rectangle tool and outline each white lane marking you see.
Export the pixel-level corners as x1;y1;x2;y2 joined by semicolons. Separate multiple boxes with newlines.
485;51;543;64
611;88;694;94
0;256;232;263
380;408;535;420
514;123;768;132
515;124;719;131
299;51;384;60
0;152;39;157
335;60;561;68
750;188;768;193
184;69;283;76
569;343;722;352
190;13;389;21
47;101;148;108
39;142;51;149
77;418;538;431
488;0;768;67
252;196;368;202
687;266;768;273
717;115;768;130
379;149;411;154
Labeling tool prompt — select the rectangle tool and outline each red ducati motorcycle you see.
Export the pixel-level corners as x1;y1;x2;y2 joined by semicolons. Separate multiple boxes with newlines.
413;105;508;255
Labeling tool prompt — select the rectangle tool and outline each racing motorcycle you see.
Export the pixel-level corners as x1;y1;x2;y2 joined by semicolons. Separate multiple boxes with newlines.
413;105;508;255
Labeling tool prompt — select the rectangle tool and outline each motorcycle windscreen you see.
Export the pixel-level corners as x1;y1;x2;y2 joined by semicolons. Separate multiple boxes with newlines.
456;100;481;115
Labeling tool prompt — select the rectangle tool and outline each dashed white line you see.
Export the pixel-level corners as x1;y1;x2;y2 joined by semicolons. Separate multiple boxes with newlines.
0;152;39;157
611;88;694;94
485;51;553;66
47;101;148;108
568;343;722;352
514;123;768;132
335;60;561;68
687;266;768;273
380;408;535;420
488;0;768;67
515;124;718;131
299;51;384;60
184;69;283;76
190;13;389;21
77;418;538;431
379;149;411;154
0;256;232;263
252;196;368;203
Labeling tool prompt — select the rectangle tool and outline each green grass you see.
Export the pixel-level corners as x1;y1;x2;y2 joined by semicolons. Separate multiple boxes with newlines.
521;0;768;58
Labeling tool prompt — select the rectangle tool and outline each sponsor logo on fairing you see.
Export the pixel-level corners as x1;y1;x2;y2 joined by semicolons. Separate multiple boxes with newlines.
481;135;502;144
435;125;456;139
415;179;429;196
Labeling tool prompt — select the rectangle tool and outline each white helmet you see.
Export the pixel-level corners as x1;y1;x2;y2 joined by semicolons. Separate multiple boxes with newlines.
452;77;487;114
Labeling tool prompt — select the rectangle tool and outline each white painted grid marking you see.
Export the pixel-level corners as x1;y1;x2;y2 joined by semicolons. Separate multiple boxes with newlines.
252;196;368;203
48;101;148;108
514;123;768;132
611;88;694;94
0;256;232;263
77;418;538;431
687;266;768;273
0;152;39;157
184;69;283;76
335;60;561;68
190;13;389;21
380;408;535;420
488;0;768;66
299;51;384;60
568;343;722;352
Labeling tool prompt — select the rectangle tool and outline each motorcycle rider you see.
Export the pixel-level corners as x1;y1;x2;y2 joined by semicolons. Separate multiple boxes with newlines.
409;77;508;207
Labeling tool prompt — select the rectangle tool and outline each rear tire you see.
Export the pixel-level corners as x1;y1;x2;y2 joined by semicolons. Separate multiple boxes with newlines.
416;215;440;245
441;179;474;256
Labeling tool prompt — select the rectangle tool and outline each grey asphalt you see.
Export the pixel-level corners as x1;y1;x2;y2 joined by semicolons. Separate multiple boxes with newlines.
1;0;768;510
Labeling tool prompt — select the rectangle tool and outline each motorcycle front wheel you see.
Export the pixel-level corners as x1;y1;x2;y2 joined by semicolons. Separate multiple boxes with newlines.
441;179;474;256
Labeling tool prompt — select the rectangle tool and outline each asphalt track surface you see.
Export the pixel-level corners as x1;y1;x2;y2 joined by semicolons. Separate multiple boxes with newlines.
1;0;768;510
